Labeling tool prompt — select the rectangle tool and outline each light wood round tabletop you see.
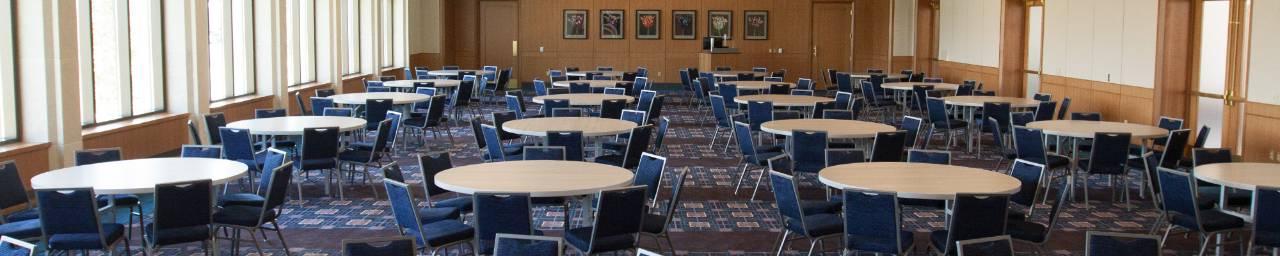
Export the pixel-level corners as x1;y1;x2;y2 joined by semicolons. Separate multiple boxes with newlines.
734;94;834;107
329;92;433;105
427;70;493;76
533;94;635;106
1194;163;1280;190
227;116;367;136
849;73;908;80
761;119;896;139
383;79;459;88
566;71;626;78
1027;120;1168;139
818;162;1022;200
882;82;959;91
707;71;768;78
31;158;249;195
723;81;796;91
502;117;637;137
943;96;1041;108
551;80;628;88
435;160;635;197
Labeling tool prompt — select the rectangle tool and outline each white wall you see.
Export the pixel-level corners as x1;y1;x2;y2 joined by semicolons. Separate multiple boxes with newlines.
1042;0;1156;88
891;0;915;56
1248;0;1280;104
937;0;1001;67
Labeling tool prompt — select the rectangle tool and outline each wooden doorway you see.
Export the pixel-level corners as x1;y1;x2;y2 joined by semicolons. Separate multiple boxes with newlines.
811;2;854;89
480;1;518;88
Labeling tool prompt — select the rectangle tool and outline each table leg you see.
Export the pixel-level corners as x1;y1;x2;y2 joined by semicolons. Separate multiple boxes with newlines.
965;107;977;153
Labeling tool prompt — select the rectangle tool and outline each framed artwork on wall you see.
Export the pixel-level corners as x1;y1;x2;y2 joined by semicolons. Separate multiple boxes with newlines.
563;9;588;39
636;10;660;39
707;10;732;40
744;11;768;40
600;9;625;39
672;10;696;40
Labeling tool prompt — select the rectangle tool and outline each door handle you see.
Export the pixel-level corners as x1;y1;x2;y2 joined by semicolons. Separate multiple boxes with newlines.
813;46;818;56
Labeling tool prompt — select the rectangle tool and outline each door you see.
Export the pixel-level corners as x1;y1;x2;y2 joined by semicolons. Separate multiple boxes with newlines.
1191;0;1246;149
812;2;853;90
1024;1;1044;98
480;1;518;88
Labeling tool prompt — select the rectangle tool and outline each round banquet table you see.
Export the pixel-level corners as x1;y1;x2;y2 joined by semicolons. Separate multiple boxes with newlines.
734;94;834;107
382;79;459;89
943;96;1040;108
881;82;959;91
761;119;895;139
533;94;635;106
818;162;1021;200
551;80;628;89
227;116;367;136
1194;163;1280;191
501;117;637;137
31;158;249;195
707;71;768;78
434;160;634;197
723;81;796;91
427;69;493;76
566;71;626;78
1027;120;1168;139
328;92;432;105
848;73;908;80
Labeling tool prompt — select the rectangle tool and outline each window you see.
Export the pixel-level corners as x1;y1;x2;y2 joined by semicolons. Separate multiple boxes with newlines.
209;0;256;101
81;0;165;125
379;0;393;68
342;0;360;74
0;0;17;142
287;0;316;86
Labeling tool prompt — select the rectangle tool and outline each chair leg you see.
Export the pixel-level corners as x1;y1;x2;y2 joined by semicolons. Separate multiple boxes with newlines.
774;230;791;256
733;162;750;195
750;168;768;201
664;234;677;256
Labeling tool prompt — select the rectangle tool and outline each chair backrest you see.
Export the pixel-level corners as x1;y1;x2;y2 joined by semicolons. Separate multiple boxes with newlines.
255;108;287;118
188;120;203;145
1007;159;1046;207
901;116;923;148
983;103;1012;131
492;111;521;140
870;131;907;162
74;147;122;166
384;179;427;246
792;89;815;96
926;97;948;123
768;83;789;94
797;78;814;90
585;186;647;252
1084;232;1161;256
1034;101;1057;121
220;128;256;164
533;80;549;96
381;162;404;183
504;95;525;118
1157;116;1185;130
494;234;562;256
1156;129;1192;168
0;236;35;256
256;148;289;194
770;171;822;236
1011;126;1049;165
1071;112;1102;121
180;145;222;158
747;101;774;131
732;121;760;158
834;91;854;110
294;92;310;115
324;107;355;117
365;99;394;129
957;83;975;96
474;192;535;247
315;88;336;97
842;189;905;255
924;77;943;83
301;127;341;161
1255;186;1280;248
480;124;509;161
942;194;1010;255
653;117;671;152
837;73;854;93
415;152;454;198
1192;148;1232;167
637;90;658;111
152;179;213;239
0;161;28;210
633;153;667;201
906;149;951;165
1155;167;1202;232
826;149;865;166
1010;111;1035;128
542;99;570;117
620;109;647;125
367;119;394;158
568;82;591;93
1192;125;1210;148
311;97;335;116
955;235;1014;256
1085;132;1132;175
546;131;585;161
470;119;488;150
619;125;655;167
1033;93;1052;102
341;237;416;256
522;146;566;161
860;81;880;103
36;188;105;245
551;108;582;117
717;83;739;108
1056;97;1073;120
710;95;732;128
203;113;228;145
791;130;829;174
822;110;853;120
603;87;626;95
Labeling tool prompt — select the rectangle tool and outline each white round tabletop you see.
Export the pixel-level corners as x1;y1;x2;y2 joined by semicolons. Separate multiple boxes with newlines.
882;82;959;91
761;119;896;139
1194;163;1280;190
1027;120;1168;139
435;160;635;197
227;116;367;136
31;158;249;195
707;71;768;78
734;94;834;107
502;117;637;137
329;92;433;105
566;71;626;78
427;70;493;76
818;162;1021;200
849;73;908;80
533;94;635;106
383;79;459;88
723;81;796;91
943;96;1041;108
551;80;628;88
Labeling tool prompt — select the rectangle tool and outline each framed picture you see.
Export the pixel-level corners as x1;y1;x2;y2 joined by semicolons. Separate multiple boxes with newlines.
671;10;696;40
744;11;768;40
563;10;588;39
707;10;732;40
635;10;660;40
600;9;625;39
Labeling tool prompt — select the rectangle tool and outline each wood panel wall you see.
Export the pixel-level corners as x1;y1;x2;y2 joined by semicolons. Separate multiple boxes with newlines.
853;0;892;72
210;96;276;124
0;143;50;190
1039;74;1155;125
1242;102;1280;161
81;114;190;159
935;60;1000;90
914;0;936;75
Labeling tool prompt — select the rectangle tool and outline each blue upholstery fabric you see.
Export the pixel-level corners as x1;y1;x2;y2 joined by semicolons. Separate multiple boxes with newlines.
218;193;265;208
254;108;287;118
434;198;473;213
1083;132;1132;176
926;98;964;128
149;180;213;247
0;239;32;256
1171;210;1243;233
593;126;653;169
343;237;415;256
1256;188;1280;247
1087;233;1160;256
791;130;828;174
982;103;1011;133
842;190;907;254
956;237;1014;256
213;206;273;227
204;113;228;145
565;187;645;254
481;124;521;161
869;131;906;162
633;154;665;200
365;99;394;130
474;193;534;254
1012;127;1069;169
180;146;222;158
0;161;32;222
144;224;208;246
37;188;122;250
906;150;950;165
2;209;38;223
564;228;634;254
419;220;474;246
785;213;842;237
931;194;1010;254
746;101;773;131
310;97;334;116
416;207;461;225
300;127;340;171
48;224;123;249
73;148;121;166
1035;101;1057;121
0;219;41;240
1008;160;1045;207
221;128;260;171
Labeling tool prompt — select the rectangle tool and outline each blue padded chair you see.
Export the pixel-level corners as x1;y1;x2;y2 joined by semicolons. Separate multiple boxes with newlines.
597;99;627;119
180;145;222;159
505;95;529;119
732;121;785;196
213;162;294;256
0;161;37;224
985;118;1018;170
297;127;341;199
0;236;34;256
384;179;477;255
1010;111;1035;129
1085;231;1160;256
652;117;671;154
769;83;790;94
220;148;288;208
1071;112;1102;121
1035;101;1057;121
717;84;741;111
1011;126;1070;172
869;131;907;162
1076;132;1132;209
1191;148;1249;207
955;235;1014;256
826;149;865;166
495;234;562;256
925;97;966;148
632;153;667;207
1055;98;1073;120
365;99;394;130
1128;129;1191;210
709;95;734;150
841;189;913;255
316;88;337;97
403;95;453;144
416;153;473;213
1248;187;1280;255
491;112;523;141
365;80;385;90
770;171;842;255
620;110;647;126
324;107;355;117
1154;167;1245;254
979;102;1012;149
254;108;287;118
380;162;462;224
522;146;566;161
350;110;403;153
639;168;688;255
342;237;416;256
836;73;855;94
1006;159;1046;221
911;85;934;113
533;80;550;96
473;193;536;254
0;197;40;243
901;116;925;149
791;130;829;175
929;194;1010;255
541;99;570;117
547;131;585;161
747;101;773;132
643;95;665;125
594;125;654;169
637;90;658;113
339;119;394;199
568;83;591;94
1032;93;1052;102
311;97;335;116
797;78;814;90
551;108;583;117
565;186;647;255
220;128;268;188
792;89;815;96
470;119;522;162
907;149;951;165
145;179;214;254
73;148;141;241
36;188;129;254
822;110;854;120
481;124;523;162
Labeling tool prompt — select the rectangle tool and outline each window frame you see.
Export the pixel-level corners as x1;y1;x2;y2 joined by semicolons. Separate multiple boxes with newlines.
287;0;317;87
342;0;360;75
81;0;169;127
0;0;20;143
209;0;259;102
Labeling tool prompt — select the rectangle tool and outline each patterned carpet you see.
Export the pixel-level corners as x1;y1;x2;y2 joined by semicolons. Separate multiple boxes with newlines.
102;88;1255;255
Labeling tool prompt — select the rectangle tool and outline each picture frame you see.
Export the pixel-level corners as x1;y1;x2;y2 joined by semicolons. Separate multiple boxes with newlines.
671;10;697;40
707;10;732;40
563;9;588;39
636;10;660;40
744;10;768;40
600;9;625;39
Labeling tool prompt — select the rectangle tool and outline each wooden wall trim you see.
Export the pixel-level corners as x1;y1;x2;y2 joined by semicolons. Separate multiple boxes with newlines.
1242;101;1280;161
82;113;189;159
1154;0;1194;122
1040;74;1155;125
997;0;1025;97
209;95;277;124
936;60;999;89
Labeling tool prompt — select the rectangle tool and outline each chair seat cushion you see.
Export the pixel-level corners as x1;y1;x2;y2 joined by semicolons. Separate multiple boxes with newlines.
214;205;274;227
97;194;139;207
218;193;265;207
745;152;785;165
1046;154;1071;169
565;227;638;253
1197;186;1253;207
402;117;443;128
3;208;39;223
417;207;461;224
299;158;337;171
641;213;668;234
144;223;211;245
434;196;474;212
800;200;841;215
785;213;842;237
48;224;124;250
338;150;380;163
1172;210;1244;232
593;155;636;169
0;219;41;240
1006;220;1048;243
845;230;914;254
758;144;785;153
932;120;967;129
420;220;476;246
